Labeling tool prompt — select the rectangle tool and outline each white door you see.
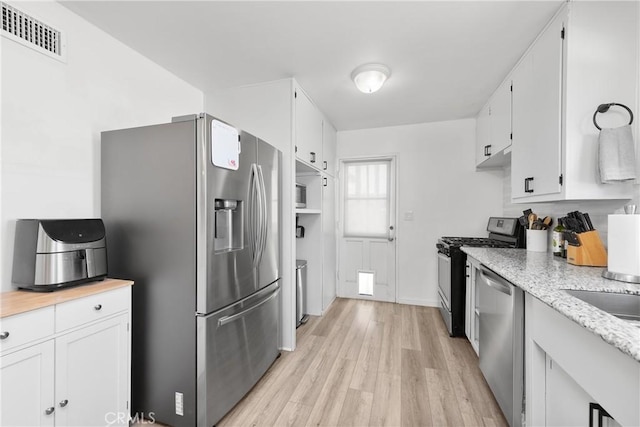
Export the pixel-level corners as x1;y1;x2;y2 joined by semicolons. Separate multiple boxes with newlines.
511;10;564;199
0;341;55;427
475;103;491;165
322;174;337;310
55;314;130;427
338;157;396;302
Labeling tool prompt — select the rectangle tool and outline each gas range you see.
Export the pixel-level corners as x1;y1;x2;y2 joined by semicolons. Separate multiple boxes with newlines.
436;237;514;256
436;217;525;337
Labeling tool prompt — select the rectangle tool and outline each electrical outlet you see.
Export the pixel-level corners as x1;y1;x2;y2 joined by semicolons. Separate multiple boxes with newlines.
175;392;184;416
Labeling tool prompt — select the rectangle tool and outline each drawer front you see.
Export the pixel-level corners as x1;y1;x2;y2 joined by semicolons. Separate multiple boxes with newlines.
56;287;130;332
0;306;55;353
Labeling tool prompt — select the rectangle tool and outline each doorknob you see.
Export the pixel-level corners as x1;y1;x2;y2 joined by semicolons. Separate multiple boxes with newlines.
388;225;395;241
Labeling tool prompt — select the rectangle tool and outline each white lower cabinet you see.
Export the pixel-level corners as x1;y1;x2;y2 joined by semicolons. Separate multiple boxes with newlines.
544;354;621;427
1;340;55;426
526;293;637;426
464;257;480;355
0;286;131;427
321;174;337;310
55;314;130;426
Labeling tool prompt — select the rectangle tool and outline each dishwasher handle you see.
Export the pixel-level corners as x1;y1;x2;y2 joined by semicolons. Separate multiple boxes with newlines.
479;266;512;296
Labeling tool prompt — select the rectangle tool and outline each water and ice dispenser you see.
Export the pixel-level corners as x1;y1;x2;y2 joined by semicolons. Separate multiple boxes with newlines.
214;199;243;252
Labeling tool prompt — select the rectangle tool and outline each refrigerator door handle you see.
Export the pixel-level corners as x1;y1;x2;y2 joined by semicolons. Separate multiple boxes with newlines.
256;165;268;266
217;288;279;327
249;164;260;268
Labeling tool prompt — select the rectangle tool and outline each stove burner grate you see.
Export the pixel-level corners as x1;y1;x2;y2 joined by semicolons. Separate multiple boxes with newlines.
440;237;513;248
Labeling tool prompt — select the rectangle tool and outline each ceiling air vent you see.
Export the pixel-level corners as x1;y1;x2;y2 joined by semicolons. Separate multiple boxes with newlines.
1;2;65;60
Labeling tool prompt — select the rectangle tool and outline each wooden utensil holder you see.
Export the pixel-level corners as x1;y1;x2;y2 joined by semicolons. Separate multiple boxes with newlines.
567;230;607;267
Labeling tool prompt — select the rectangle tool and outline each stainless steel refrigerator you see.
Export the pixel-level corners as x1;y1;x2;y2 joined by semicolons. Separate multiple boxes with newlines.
101;113;281;426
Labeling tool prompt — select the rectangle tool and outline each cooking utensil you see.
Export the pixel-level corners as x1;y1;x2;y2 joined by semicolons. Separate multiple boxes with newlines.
528;213;538;229
542;216;552;228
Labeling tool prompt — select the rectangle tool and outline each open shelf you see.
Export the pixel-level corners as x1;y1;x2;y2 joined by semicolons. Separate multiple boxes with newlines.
296;159;320;175
296;208;321;214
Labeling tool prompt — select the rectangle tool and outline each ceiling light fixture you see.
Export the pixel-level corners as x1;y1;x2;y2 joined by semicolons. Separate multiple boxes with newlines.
351;63;391;94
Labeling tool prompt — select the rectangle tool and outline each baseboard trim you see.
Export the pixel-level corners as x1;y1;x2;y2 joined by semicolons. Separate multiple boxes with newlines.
396;297;439;307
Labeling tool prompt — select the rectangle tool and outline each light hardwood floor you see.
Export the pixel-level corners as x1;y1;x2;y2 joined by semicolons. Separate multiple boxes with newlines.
218;298;507;427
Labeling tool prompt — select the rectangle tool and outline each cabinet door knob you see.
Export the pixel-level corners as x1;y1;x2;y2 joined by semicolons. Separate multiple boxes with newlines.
94;304;103;311
0;331;9;340
323;161;327;170
45;407;55;415
310;152;316;163
59;399;69;408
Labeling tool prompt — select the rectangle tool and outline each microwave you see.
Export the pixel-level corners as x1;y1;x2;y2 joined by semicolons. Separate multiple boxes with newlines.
295;183;307;208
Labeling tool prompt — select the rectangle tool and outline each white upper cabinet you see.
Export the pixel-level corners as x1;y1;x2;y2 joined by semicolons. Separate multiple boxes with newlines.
490;79;513;156
475;103;491;165
476;79;513;168
511;10;563;199
322;119;337;176
295;87;323;169
510;2;638;202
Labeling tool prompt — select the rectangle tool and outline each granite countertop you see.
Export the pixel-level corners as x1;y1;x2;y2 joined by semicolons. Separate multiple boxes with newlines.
461;247;640;362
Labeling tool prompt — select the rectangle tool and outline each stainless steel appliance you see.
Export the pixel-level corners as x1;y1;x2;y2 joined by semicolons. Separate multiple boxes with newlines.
11;219;107;290
295;259;308;327
295;183;307;208
477;265;524;427
436;217;524;336
101;113;281;427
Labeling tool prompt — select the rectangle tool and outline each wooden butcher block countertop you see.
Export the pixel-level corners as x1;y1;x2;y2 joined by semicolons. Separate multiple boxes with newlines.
0;278;134;318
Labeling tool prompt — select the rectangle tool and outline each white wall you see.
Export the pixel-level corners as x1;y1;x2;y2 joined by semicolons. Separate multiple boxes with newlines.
337;118;504;306
1;1;203;291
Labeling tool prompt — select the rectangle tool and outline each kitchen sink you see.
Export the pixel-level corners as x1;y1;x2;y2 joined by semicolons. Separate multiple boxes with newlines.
565;290;640;326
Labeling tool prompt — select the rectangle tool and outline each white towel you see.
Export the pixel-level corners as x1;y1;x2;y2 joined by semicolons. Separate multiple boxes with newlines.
598;124;637;183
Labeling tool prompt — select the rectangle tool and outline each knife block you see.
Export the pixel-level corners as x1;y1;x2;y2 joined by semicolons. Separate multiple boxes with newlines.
567;230;607;267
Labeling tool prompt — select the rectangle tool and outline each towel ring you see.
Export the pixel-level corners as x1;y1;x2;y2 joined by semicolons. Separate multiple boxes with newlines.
593;103;634;130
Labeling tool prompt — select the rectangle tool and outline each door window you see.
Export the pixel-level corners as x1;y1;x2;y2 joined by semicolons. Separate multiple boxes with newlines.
343;160;390;238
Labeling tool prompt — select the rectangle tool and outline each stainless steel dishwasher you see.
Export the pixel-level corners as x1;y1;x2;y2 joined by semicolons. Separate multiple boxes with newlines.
477;265;524;427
